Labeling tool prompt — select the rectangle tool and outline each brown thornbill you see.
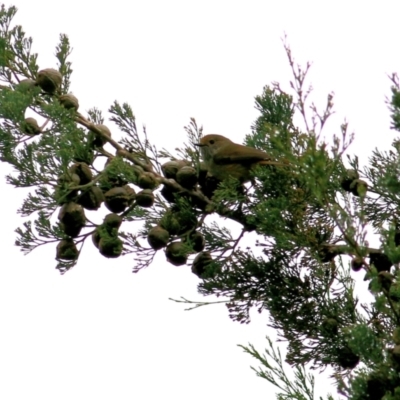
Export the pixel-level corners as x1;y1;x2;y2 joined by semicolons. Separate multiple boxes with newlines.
195;134;285;182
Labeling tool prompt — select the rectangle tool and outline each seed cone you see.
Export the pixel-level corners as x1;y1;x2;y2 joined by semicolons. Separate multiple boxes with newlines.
21;117;41;136
160;185;177;203
336;346;360;369
103;213;123;234
56;239;78;261
176;166;197;188
192;251;213;278
351;257;365;272
36;68;62;94
160;208;197;236
138;172;158;189
186;231;205;252
136;189;155;208
59;220;84;238
59;93;79;110
69;162;93;185
90;124;112;147
147;226;170;250
104;187;130;213
16;78;36;92
161;160;190;180
58;172;80;187
99;236;123;258
165;241;188;266
58;202;86;237
77;186;104;210
340;169;359;192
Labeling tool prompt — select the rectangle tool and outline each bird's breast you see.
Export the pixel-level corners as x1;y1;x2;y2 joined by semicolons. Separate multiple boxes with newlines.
206;160;253;182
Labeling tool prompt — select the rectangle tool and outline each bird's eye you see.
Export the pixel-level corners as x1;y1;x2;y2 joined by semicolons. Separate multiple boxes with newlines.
209;140;215;145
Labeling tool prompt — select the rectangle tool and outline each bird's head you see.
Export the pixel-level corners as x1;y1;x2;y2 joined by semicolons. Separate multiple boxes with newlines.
195;134;233;160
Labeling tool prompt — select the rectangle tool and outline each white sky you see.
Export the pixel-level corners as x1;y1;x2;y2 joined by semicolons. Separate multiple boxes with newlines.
1;1;400;399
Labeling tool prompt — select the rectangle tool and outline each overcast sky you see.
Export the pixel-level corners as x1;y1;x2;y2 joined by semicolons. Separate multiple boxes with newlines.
1;1;400;399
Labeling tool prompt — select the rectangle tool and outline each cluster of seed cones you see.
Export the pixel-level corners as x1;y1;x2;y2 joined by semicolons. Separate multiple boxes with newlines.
15;68;217;276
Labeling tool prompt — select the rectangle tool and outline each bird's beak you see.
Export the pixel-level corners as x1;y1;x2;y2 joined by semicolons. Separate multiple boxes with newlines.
194;143;204;147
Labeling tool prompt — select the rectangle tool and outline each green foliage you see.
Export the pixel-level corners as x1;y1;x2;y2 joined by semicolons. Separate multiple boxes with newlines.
239;337;335;400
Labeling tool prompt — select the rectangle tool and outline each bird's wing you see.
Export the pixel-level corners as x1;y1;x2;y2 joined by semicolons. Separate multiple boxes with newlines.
214;145;270;164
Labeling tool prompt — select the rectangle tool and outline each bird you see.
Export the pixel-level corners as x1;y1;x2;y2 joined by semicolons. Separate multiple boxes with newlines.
195;134;284;183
